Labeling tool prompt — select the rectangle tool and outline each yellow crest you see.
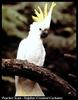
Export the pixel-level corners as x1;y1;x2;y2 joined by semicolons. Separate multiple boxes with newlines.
32;2;56;22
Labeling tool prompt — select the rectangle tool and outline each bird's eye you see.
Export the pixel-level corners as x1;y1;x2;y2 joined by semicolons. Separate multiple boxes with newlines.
39;28;42;31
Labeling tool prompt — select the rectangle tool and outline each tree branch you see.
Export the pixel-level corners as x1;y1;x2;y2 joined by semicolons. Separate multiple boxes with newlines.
1;59;76;96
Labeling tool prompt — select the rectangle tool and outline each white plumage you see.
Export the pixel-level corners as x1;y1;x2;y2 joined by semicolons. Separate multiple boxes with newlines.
15;2;56;96
15;23;46;96
16;29;46;66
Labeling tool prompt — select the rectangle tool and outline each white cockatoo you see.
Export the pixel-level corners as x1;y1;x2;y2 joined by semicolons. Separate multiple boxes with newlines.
15;2;56;96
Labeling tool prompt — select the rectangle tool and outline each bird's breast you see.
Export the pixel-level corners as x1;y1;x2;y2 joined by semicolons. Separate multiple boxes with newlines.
24;41;46;66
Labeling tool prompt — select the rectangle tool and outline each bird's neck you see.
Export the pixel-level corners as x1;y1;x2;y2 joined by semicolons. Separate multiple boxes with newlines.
28;31;41;41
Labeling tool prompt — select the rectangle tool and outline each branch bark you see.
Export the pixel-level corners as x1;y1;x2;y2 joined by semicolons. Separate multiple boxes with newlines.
1;59;76;96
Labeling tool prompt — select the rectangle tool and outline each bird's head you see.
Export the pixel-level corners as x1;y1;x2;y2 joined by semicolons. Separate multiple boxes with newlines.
30;2;56;38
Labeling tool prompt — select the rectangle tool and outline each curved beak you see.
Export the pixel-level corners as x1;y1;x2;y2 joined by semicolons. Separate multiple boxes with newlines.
41;29;49;38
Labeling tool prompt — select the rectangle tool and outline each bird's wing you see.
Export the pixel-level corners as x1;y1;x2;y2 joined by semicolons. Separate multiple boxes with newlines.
16;39;26;60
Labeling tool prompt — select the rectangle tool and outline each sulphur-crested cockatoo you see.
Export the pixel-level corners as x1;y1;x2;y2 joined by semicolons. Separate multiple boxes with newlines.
15;2;56;96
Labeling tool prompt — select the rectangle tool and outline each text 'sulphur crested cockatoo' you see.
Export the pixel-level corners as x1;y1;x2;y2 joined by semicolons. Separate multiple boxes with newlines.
15;2;56;96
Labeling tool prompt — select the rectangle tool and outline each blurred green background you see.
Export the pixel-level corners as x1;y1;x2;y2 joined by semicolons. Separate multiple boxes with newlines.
1;2;77;96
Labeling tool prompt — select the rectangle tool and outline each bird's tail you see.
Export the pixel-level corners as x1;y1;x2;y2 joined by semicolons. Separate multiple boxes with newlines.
15;76;44;96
